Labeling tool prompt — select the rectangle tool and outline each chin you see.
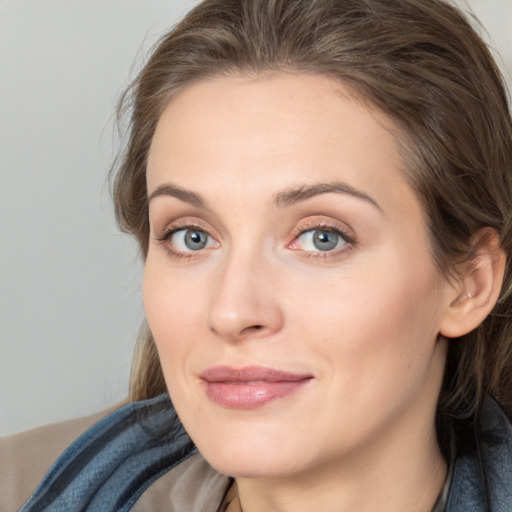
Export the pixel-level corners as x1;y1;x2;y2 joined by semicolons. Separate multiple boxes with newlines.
194;433;312;478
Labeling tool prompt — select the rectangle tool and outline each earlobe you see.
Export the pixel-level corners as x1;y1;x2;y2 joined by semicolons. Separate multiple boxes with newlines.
439;229;506;339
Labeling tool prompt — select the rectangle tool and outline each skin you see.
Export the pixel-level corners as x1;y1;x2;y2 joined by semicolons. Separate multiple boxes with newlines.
143;73;462;512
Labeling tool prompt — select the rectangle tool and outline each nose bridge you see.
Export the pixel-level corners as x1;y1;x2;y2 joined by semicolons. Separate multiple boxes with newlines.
208;241;283;341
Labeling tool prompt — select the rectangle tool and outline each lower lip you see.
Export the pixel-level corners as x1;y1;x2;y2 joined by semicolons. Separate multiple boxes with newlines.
203;379;311;409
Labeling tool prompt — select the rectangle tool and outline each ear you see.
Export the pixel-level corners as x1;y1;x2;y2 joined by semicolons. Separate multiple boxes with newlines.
439;228;506;339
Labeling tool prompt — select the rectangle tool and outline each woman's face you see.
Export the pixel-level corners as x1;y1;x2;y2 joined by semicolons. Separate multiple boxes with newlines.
144;73;456;478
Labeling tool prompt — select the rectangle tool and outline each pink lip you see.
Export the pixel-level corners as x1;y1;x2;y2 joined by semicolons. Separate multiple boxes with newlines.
199;366;313;409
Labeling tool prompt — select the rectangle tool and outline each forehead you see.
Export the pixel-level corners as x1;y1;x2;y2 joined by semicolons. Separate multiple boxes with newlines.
147;73;418;219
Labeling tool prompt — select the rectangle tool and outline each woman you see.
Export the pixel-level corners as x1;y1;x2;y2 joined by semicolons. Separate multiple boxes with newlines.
11;0;512;510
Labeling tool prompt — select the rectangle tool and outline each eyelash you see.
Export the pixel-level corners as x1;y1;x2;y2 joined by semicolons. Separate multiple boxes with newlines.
154;221;356;261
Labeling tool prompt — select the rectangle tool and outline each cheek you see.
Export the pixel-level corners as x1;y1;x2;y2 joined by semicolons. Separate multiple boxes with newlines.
295;253;444;386
142;257;207;373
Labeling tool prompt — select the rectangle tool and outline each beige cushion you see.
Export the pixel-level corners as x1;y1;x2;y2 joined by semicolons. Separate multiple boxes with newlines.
0;406;117;512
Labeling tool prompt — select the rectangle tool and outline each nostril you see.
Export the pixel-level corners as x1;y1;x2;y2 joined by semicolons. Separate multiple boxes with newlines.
242;324;263;333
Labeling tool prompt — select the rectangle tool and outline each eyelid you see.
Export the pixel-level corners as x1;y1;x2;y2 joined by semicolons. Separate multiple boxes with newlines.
291;218;356;243
153;217;217;241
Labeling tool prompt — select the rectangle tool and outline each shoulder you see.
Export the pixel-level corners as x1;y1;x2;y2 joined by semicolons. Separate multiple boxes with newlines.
131;452;230;512
0;405;119;512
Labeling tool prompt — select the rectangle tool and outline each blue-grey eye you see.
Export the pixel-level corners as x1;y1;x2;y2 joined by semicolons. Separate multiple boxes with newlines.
185;230;208;250
172;228;215;251
296;229;346;252
313;230;340;251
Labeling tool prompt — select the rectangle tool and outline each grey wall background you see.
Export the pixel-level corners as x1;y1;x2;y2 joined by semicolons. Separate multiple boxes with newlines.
1;0;511;437
0;0;201;436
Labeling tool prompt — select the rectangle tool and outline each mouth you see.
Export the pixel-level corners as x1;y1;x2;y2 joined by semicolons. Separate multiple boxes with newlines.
199;365;313;409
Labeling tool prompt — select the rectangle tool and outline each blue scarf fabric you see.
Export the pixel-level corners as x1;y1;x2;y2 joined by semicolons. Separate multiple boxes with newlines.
447;398;512;512
19;395;196;512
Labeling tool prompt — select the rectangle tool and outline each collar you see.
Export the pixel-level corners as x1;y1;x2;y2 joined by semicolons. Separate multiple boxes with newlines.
446;397;512;511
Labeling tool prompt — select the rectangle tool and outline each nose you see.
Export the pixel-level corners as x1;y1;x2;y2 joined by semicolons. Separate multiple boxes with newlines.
208;249;284;342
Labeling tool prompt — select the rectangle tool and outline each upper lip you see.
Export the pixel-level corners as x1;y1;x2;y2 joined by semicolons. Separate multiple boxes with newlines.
200;365;313;383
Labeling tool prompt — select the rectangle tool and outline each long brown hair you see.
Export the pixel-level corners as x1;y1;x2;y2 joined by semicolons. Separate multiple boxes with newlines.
112;0;512;430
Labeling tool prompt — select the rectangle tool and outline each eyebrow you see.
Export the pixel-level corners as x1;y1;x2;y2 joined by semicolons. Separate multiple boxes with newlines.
147;180;382;213
274;182;383;212
148;184;205;208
